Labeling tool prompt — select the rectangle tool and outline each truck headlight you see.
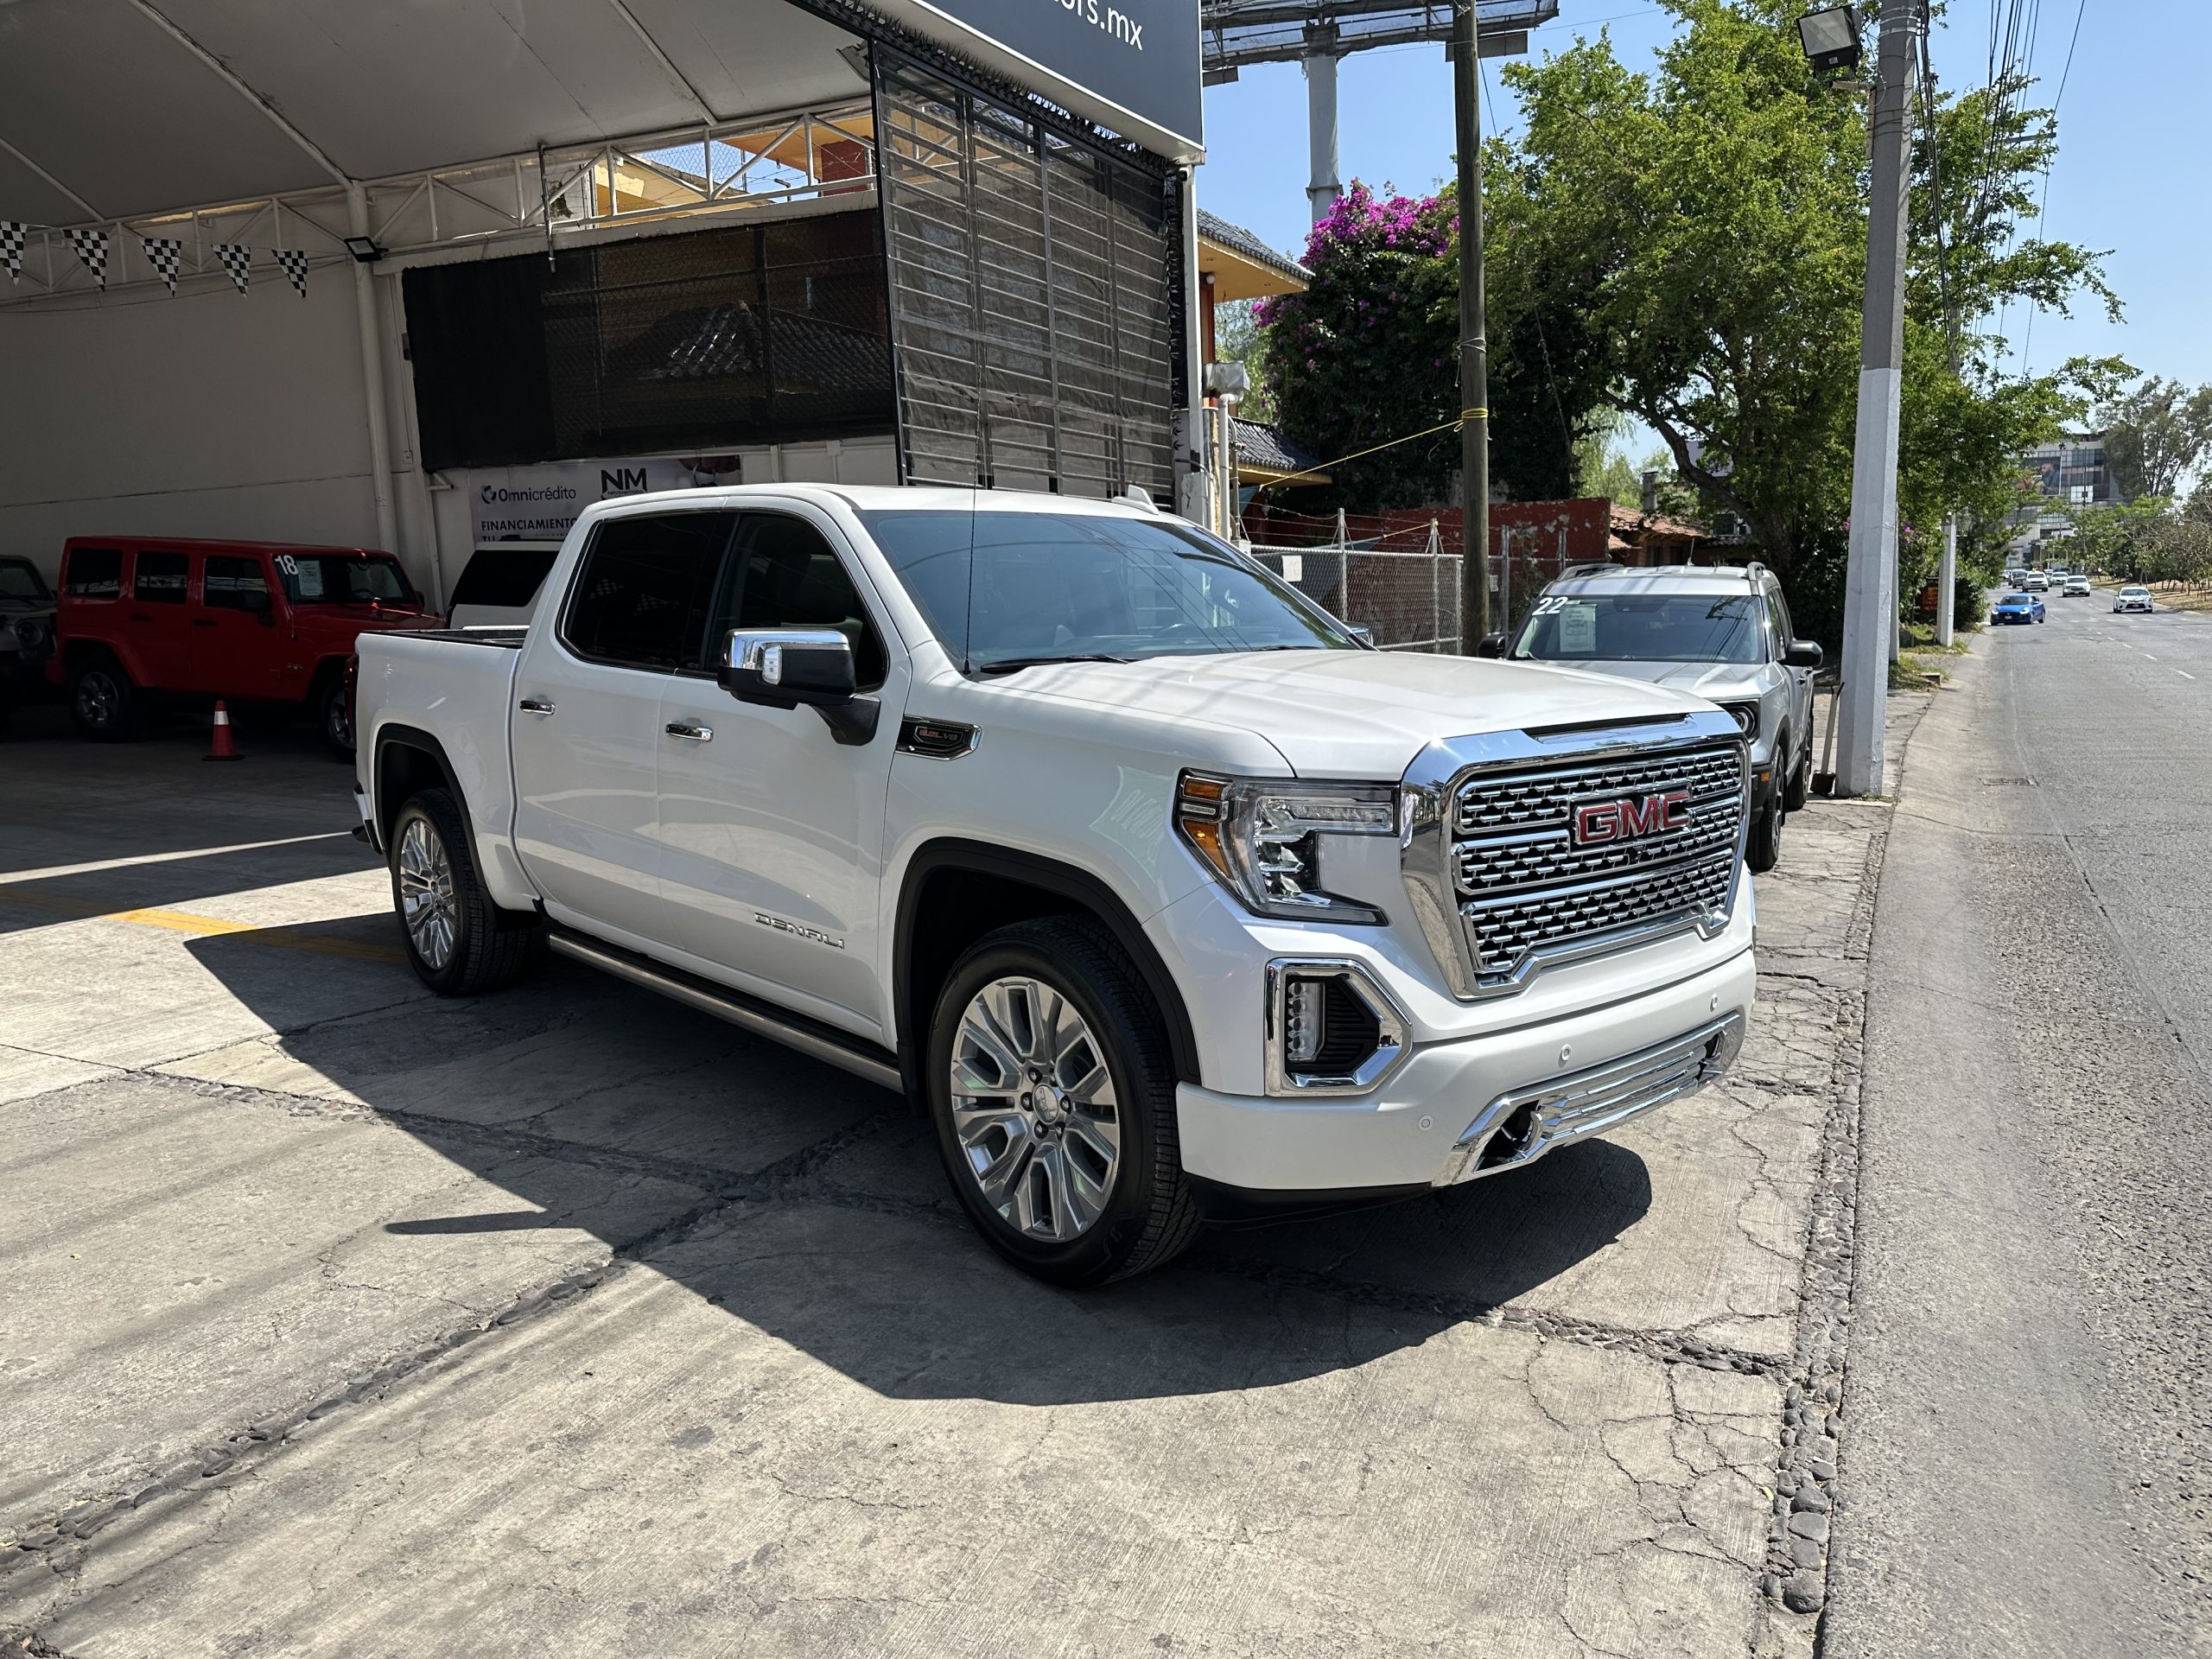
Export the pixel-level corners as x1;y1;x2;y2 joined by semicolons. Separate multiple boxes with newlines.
1719;701;1759;741
1174;771;1397;925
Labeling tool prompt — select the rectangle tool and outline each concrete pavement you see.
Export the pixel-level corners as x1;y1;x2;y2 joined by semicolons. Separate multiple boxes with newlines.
1;697;1919;1656
1823;595;2212;1656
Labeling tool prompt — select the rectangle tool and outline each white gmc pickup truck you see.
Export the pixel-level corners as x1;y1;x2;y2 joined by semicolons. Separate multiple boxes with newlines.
353;485;1754;1285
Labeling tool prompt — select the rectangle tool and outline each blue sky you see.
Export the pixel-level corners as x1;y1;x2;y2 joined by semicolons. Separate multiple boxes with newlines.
1198;0;2211;443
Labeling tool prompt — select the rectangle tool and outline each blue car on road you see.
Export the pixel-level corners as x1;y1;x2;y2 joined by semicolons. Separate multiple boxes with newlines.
1992;591;2045;626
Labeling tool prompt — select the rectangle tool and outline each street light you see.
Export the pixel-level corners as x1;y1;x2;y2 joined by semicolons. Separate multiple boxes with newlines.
342;234;385;264
1796;6;1862;76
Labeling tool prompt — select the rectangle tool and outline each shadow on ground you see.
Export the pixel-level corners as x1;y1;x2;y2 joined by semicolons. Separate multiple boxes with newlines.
174;918;1656;1408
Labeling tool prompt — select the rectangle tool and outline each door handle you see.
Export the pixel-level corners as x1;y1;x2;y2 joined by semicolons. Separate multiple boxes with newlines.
664;721;713;742
518;697;556;715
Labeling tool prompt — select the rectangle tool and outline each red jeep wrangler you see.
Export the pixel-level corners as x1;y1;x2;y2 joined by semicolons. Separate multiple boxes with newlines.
50;537;443;753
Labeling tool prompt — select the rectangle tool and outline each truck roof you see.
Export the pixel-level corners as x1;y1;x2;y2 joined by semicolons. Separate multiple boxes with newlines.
585;482;1166;523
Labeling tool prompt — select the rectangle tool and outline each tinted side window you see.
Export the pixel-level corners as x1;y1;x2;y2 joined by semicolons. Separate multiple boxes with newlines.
703;514;887;689
204;556;271;610
134;550;190;604
561;512;734;669
452;549;558;610
65;548;124;598
1764;583;1793;654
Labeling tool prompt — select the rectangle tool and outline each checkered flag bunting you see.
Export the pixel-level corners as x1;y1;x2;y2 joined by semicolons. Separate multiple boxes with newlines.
67;226;108;289
142;236;183;296
0;222;24;284
216;243;251;295
276;247;308;297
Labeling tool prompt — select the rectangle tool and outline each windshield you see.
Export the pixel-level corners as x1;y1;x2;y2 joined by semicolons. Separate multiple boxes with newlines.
276;552;417;607
2003;594;2032;603
0;560;48;603
857;508;1357;672
1512;592;1764;665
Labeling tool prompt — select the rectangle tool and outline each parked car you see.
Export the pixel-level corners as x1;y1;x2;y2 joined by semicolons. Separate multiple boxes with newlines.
2060;574;2092;597
2113;586;2154;614
1991;592;2045;626
51;537;443;752
353;486;1757;1286
2021;571;2050;592
447;545;560;629
0;555;58;727
1484;562;1819;876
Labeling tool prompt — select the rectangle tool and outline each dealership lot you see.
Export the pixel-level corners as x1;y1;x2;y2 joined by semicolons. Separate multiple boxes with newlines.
1;703;1916;1656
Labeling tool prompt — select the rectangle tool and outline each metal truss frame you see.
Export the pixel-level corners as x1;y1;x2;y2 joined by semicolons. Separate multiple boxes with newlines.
1199;0;1554;73
1;99;878;306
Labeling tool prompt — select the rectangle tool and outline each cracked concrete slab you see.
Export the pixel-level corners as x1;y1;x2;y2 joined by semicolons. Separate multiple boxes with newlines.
4;1200;1787;1658
0;1071;706;1519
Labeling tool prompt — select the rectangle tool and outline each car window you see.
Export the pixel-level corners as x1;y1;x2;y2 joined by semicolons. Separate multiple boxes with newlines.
133;550;190;605
857;509;1356;671
561;511;734;670
63;548;124;599
0;560;48;602
1513;593;1765;664
275;552;417;606
451;549;558;611
699;513;887;689
1763;583;1791;656
203;556;271;611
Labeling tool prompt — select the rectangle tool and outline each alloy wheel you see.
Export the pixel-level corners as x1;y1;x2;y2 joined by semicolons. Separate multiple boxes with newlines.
396;815;458;970
949;976;1121;1241
77;671;117;728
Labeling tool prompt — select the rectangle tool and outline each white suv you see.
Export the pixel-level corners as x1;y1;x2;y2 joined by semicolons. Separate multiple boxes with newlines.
353;486;1755;1284
1489;563;1821;874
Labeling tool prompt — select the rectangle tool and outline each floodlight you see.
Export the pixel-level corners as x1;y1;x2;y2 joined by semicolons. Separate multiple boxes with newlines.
1796;6;1862;75
342;235;385;264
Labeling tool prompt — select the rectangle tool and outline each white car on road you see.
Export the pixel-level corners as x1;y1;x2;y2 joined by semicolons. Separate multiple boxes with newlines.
2113;586;2155;614
2061;575;2092;598
353;486;1755;1285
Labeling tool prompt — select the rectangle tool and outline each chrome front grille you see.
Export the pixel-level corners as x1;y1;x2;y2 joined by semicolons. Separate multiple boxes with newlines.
1449;740;1746;989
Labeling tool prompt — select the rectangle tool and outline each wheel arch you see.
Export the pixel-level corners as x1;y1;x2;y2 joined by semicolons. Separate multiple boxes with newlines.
894;840;1202;1103
372;724;489;891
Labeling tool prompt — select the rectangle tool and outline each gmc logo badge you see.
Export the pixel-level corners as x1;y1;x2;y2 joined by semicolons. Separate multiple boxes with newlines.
1573;790;1691;847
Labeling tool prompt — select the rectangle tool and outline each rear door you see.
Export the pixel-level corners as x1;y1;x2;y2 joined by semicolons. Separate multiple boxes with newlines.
125;546;194;690
656;507;903;1031
189;554;285;698
510;509;733;947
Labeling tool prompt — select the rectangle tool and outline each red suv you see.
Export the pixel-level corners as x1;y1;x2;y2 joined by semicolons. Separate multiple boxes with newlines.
51;537;443;752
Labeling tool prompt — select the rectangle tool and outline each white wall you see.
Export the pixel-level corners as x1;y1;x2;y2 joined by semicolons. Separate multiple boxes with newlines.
0;273;384;584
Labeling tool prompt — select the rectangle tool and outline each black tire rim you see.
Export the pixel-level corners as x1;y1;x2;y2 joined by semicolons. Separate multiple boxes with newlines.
76;671;118;728
326;687;353;749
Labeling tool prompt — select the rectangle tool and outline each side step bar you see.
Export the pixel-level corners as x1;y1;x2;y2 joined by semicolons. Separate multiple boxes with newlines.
545;925;903;1096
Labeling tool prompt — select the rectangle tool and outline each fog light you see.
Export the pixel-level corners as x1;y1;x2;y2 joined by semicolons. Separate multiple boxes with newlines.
1283;976;1325;1065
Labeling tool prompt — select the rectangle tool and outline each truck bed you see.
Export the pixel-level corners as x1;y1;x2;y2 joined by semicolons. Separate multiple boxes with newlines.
354;626;532;908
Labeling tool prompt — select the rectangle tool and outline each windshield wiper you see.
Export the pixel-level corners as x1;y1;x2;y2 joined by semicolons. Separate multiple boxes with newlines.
974;653;1134;676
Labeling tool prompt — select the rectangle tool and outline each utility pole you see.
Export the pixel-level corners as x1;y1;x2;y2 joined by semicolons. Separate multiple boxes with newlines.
1452;0;1491;652
1304;25;1341;220
1834;0;1916;796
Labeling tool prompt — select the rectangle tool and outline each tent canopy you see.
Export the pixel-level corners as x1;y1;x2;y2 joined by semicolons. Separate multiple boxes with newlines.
0;0;872;225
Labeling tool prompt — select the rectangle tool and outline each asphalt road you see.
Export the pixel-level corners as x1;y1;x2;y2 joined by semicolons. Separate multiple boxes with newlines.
1826;591;2212;1656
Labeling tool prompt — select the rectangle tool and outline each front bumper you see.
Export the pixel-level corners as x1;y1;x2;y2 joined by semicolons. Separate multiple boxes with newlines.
1174;944;1756;1193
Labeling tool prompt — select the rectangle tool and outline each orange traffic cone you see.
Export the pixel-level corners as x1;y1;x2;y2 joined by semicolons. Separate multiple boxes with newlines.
204;700;242;762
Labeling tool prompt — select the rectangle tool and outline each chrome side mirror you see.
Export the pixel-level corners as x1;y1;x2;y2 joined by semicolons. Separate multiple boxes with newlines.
718;628;877;746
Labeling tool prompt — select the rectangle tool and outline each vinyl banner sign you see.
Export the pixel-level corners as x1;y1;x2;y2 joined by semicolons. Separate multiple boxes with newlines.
886;0;1202;155
466;458;733;543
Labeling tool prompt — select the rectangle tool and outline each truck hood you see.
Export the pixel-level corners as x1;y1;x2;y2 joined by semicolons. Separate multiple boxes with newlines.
987;649;1716;777
1541;658;1764;700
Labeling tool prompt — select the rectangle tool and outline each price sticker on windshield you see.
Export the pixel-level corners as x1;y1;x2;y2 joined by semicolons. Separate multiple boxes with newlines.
1556;600;1598;655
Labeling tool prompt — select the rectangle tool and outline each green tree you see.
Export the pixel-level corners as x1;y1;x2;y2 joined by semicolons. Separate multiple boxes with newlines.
1211;299;1280;425
1491;0;2119;631
2102;377;2212;500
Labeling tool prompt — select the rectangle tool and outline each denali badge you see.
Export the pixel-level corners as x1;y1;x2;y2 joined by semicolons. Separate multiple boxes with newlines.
1573;790;1691;847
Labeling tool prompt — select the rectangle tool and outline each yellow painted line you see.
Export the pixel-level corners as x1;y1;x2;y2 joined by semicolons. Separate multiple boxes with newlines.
0;887;403;963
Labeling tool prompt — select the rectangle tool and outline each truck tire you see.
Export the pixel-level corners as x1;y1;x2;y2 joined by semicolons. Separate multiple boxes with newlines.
315;673;354;758
70;655;136;741
925;916;1202;1287
1747;794;1785;874
1783;732;1811;812
389;786;543;995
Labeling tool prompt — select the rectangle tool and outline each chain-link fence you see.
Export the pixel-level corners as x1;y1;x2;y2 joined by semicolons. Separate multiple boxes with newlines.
1250;536;1464;654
